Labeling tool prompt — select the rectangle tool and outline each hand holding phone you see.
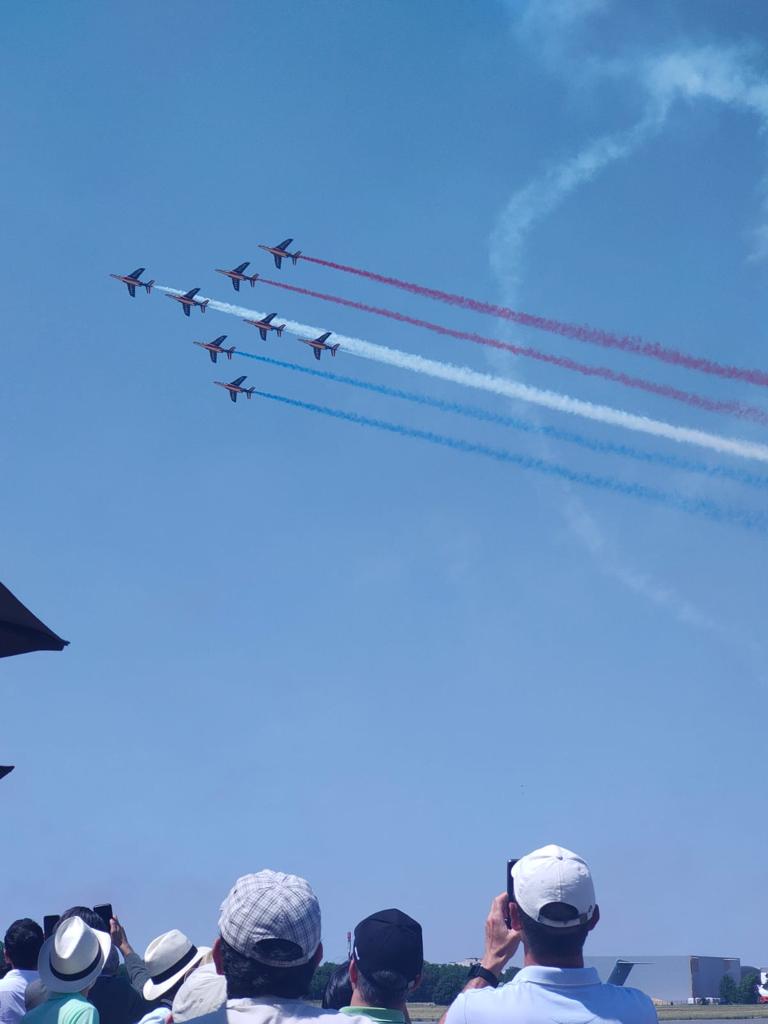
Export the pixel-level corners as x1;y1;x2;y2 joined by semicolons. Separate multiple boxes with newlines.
43;915;60;940
94;904;114;932
505;859;518;928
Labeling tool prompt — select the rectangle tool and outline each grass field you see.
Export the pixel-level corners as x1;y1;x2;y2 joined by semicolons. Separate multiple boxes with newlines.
404;1002;768;1021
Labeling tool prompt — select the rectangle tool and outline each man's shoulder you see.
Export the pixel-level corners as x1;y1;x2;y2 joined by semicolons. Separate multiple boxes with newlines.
600;984;657;1021
189;1004;368;1024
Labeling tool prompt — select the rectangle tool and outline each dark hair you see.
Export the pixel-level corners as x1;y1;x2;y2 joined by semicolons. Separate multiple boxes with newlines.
322;961;353;1010
356;968;409;1008
4;919;44;970
220;938;317;999
58;907;108;934
519;906;590;961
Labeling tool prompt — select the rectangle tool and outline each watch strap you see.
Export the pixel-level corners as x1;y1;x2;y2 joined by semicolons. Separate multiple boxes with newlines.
466;963;499;988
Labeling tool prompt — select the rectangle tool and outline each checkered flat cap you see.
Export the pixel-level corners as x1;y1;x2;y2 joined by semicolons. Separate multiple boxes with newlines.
219;870;321;967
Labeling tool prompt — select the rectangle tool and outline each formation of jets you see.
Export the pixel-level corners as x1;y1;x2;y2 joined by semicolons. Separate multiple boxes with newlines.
111;239;343;404
193;335;236;364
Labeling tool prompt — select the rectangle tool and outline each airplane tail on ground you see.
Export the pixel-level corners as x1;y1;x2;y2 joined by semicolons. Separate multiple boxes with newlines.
330;343;340;357
291;251;302;265
201;299;210;313
144;280;155;294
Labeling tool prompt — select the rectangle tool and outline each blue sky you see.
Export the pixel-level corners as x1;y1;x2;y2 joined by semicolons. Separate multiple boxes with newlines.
1;0;767;967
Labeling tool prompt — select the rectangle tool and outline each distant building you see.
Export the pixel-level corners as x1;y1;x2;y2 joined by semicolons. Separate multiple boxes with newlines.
585;955;741;1003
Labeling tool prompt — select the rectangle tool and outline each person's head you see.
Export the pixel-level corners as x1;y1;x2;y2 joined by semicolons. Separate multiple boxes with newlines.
57;907;119;976
172;963;226;1022
142;930;211;1005
4;919;44;970
509;845;600;968
212;870;323;1000
349;909;423;1010
321;962;353;1010
38;916;111;998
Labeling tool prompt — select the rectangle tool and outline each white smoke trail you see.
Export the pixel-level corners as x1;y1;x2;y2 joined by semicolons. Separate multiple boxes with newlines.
158;286;768;465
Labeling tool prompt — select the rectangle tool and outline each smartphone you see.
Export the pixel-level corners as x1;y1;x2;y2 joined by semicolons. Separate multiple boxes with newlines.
93;904;113;931
43;915;60;939
505;859;518;928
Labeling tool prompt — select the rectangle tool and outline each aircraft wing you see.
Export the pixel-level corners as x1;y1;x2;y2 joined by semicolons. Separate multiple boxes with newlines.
229;390;237;403
234;262;249;273
276;239;292;250
128;284;136;297
317;333;331;343
313;347;321;360
273;254;282;269
263;313;276;324
129;267;145;279
209;350;217;363
231;376;247;387
183;303;191;316
184;287;200;299
233;279;240;291
259;328;267;340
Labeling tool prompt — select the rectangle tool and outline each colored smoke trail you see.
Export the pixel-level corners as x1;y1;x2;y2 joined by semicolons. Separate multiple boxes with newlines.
257;277;768;426
249;388;768;532
299;254;768;388
157;286;768;464
237;352;768;492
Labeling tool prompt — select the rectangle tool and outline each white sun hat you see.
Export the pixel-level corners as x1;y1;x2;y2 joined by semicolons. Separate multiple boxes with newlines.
142;930;211;1001
38;916;112;994
512;844;596;928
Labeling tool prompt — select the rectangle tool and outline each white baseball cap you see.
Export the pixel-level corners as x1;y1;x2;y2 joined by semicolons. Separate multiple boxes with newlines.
219;870;321;966
512;845;596;928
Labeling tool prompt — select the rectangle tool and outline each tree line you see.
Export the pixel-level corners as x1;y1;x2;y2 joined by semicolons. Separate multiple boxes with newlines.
309;962;519;1006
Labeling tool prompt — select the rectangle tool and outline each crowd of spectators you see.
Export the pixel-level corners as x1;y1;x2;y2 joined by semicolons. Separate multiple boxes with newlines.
0;845;657;1024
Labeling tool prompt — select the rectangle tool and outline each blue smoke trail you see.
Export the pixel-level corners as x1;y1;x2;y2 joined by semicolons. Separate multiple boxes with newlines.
237;352;768;492
249;389;768;533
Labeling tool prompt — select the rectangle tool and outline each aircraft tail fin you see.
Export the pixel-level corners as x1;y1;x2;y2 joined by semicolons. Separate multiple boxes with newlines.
291;251;302;265
276;324;286;337
330;343;340;357
226;347;236;360
248;274;259;286
144;279;155;294
200;299;209;313
246;387;255;399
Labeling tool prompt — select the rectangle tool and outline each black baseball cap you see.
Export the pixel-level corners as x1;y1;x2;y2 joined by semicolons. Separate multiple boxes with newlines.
353;909;423;983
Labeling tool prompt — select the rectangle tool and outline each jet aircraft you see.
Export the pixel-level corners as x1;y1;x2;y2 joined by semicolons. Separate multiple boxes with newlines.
215;262;259;291
110;267;154;297
193;335;236;364
215;375;256;403
166;287;209;317
258;238;302;269
243;312;286;340
299;332;340;361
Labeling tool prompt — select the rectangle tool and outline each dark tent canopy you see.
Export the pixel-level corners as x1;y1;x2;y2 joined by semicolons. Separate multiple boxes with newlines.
0;581;68;659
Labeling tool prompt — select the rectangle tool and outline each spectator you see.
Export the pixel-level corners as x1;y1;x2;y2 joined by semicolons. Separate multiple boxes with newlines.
23;984;47;1014
0;920;45;1024
170;964;225;1022
344;910;423;1024
321;964;353;1012
25;916;110;1024
134;931;211;1024
190;870;371;1024
57;909;156;1024
443;845;657;1024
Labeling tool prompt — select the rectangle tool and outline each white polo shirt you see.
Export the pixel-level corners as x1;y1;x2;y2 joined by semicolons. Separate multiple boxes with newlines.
445;966;657;1024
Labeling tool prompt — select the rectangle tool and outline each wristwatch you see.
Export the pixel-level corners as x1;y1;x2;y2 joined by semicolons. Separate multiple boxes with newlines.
466;963;499;988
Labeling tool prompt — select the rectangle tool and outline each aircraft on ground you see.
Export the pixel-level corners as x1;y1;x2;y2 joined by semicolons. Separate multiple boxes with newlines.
110;267;154;297
215;375;256;403
166;287;209;317
258;238;302;269
299;332;340;361
215;262;259;291
243;312;286;340
193;335;236;364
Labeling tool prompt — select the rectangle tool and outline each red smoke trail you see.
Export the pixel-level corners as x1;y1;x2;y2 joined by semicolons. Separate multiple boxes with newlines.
259;277;768;426
299;255;768;389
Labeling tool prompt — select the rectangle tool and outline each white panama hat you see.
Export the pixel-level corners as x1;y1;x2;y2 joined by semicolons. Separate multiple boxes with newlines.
142;930;210;1001
38;916;112;994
